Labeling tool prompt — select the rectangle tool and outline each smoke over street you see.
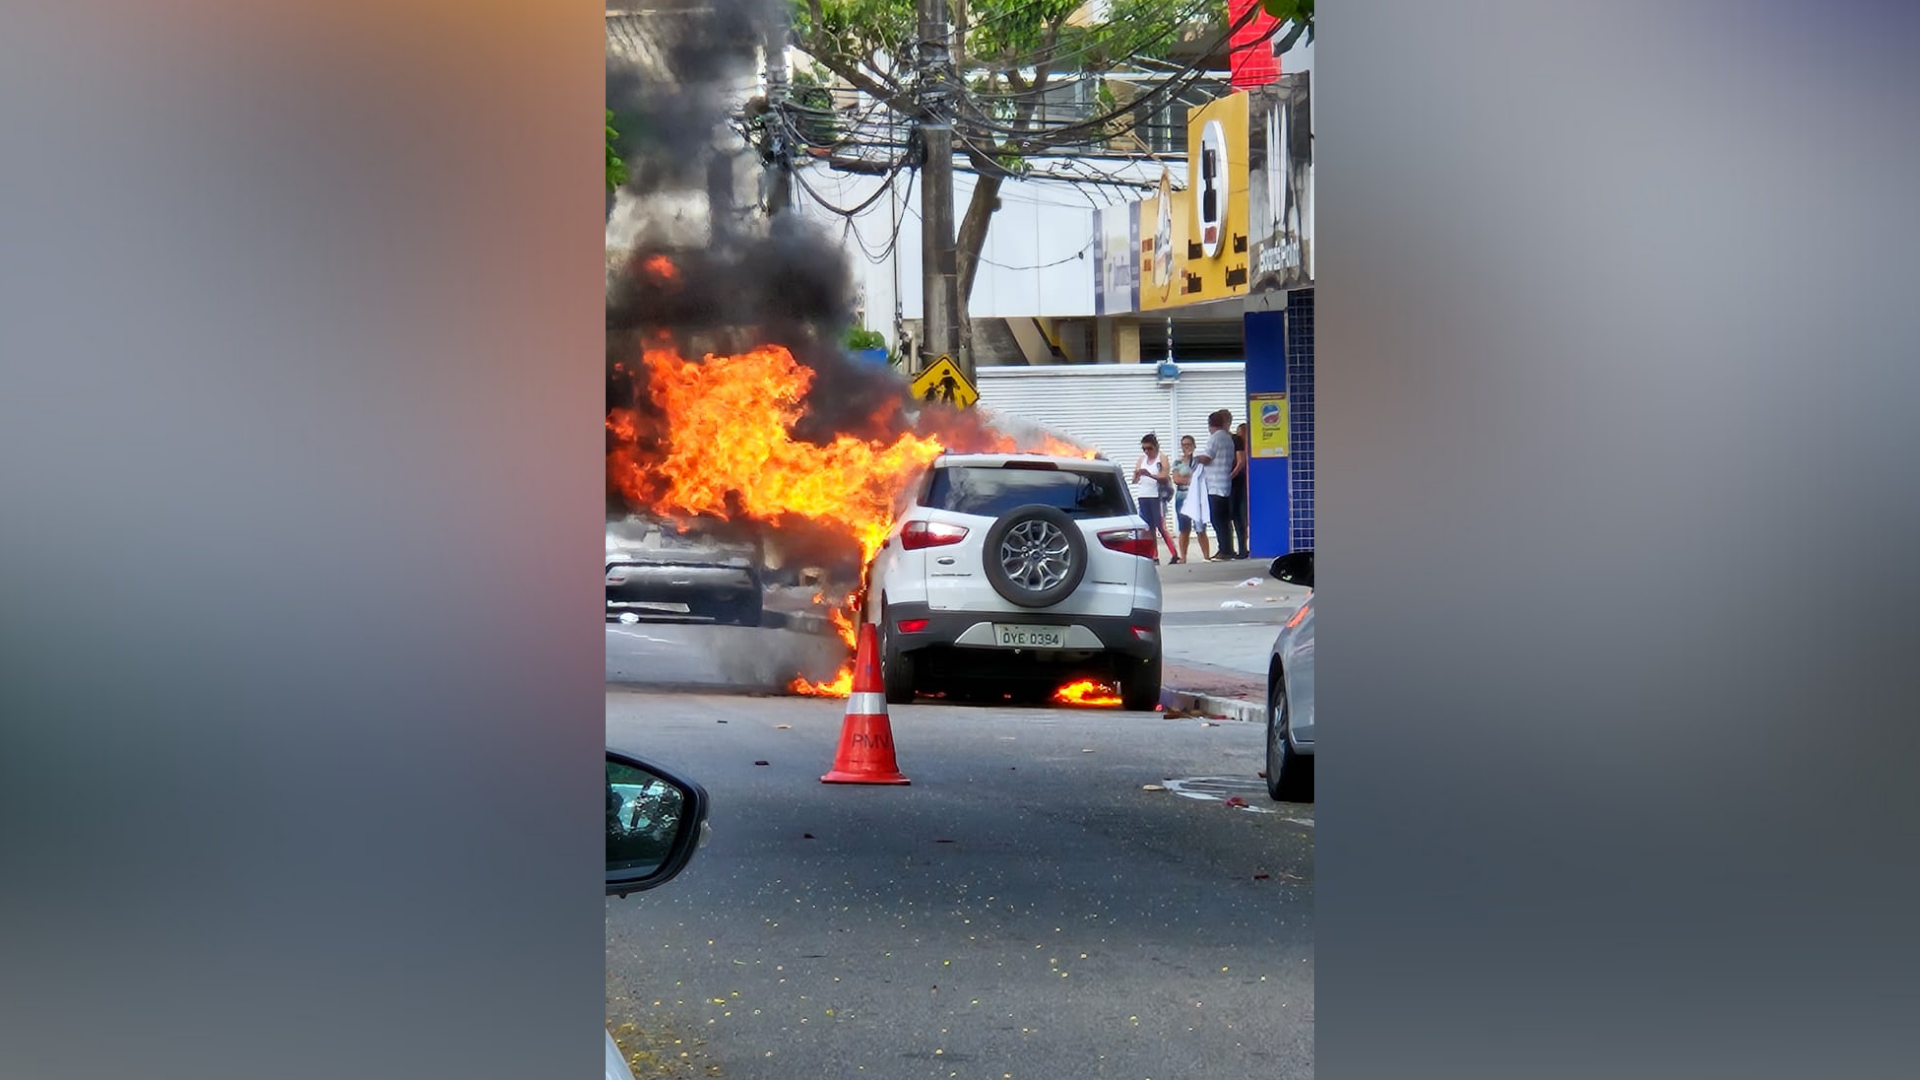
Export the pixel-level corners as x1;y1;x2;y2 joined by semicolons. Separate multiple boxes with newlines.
603;0;1094;694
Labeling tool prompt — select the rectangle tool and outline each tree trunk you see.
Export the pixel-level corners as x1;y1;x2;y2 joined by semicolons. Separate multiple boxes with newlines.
954;173;1001;371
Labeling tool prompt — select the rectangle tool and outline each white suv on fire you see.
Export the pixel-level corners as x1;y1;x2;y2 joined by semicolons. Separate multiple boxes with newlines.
864;453;1164;710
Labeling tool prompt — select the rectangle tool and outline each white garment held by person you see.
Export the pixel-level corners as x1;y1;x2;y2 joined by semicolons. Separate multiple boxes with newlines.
1182;462;1210;525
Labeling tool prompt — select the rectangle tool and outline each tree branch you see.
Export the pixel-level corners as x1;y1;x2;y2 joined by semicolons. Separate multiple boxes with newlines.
1032;18;1063;91
955;174;1001;304
796;34;921;119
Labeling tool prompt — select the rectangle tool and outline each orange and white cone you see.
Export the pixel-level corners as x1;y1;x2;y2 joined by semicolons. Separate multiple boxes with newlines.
821;622;911;785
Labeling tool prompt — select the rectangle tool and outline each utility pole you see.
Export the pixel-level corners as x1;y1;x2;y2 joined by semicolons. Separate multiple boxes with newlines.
915;0;962;377
762;11;792;216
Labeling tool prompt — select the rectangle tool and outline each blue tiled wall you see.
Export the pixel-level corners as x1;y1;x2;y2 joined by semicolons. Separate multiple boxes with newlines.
1286;289;1314;552
1242;309;1290;557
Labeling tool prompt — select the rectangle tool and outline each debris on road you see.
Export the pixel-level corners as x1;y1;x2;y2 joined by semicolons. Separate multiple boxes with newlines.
1142;784;1166;792
1221;600;1253;609
774;723;792;729
1238;577;1263;587
1224;796;1249;808
619;612;640;624
754;760;770;766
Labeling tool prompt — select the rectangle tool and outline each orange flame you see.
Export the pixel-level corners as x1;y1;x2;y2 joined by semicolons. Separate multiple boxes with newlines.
609;343;945;567
641;254;678;284
793;667;855;697
606;339;1102;698
791;599;860;696
1053;680;1123;707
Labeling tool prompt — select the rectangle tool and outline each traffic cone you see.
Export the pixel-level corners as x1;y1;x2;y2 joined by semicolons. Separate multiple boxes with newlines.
821;622;911;785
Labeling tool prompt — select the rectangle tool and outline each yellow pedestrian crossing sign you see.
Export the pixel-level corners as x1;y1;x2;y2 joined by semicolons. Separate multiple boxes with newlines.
910;354;978;409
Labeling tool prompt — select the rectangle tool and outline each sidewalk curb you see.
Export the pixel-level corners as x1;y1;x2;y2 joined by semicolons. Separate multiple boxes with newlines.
1159;686;1265;723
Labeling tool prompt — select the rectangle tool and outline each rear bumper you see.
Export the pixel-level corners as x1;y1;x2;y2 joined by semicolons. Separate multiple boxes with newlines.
606;562;758;606
882;601;1161;661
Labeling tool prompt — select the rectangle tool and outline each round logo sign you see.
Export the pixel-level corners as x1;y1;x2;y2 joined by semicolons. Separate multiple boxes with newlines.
1196;119;1229;259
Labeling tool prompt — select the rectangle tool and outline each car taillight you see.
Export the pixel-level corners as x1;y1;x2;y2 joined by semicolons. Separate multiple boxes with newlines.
897;618;930;634
1099;527;1157;559
899;520;969;550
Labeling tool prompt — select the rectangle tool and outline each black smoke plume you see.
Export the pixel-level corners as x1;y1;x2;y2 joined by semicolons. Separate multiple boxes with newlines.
605;0;910;570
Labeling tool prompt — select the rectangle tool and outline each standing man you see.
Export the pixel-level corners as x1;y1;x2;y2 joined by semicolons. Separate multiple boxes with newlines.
1193;409;1242;560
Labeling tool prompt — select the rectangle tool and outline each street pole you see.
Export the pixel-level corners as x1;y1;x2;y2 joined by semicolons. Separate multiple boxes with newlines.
916;0;961;377
891;129;905;365
763;13;792;217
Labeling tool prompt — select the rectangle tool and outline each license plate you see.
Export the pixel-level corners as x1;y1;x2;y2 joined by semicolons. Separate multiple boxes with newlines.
996;624;1065;649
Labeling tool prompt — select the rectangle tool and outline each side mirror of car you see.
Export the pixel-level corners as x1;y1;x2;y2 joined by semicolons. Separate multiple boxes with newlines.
1269;551;1314;589
607;750;709;898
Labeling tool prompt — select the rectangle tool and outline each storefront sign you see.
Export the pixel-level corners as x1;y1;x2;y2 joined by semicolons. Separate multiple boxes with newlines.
1248;73;1312;293
1179;93;1250;304
1249;392;1289;458
1092;201;1140;315
1127;93;1253;312
1138;169;1188;311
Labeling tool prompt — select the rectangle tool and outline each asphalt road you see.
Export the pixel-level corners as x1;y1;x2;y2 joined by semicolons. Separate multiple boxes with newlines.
606;614;848;692
605;621;1314;1080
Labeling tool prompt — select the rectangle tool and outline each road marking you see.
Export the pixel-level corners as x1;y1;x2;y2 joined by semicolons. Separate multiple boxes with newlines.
607;629;678;645
1159;776;1314;825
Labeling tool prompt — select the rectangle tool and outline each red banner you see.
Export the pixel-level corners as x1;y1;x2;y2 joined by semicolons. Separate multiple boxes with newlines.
1228;0;1283;89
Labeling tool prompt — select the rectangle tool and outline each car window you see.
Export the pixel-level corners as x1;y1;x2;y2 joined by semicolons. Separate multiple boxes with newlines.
922;465;1133;518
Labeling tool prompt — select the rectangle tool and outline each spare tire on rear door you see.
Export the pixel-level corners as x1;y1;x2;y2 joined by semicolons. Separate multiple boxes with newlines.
982;503;1088;609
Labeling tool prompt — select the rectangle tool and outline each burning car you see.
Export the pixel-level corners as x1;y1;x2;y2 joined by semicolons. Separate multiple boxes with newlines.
605;516;765;627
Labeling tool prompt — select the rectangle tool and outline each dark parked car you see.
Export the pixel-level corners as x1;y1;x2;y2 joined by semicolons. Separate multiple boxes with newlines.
606;516;764;627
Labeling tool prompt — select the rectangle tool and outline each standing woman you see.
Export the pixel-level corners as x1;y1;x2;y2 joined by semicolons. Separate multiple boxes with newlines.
1132;434;1181;563
1181;433;1213;561
1231;421;1252;559
1172;434;1210;563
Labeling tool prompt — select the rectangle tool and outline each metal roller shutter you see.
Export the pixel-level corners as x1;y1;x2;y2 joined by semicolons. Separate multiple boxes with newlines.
975;363;1247;466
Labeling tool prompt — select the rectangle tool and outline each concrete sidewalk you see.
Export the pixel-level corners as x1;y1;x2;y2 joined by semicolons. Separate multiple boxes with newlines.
1155;555;1307;721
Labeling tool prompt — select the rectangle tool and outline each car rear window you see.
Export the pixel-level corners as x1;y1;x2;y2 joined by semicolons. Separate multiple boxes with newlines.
922;464;1133;519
